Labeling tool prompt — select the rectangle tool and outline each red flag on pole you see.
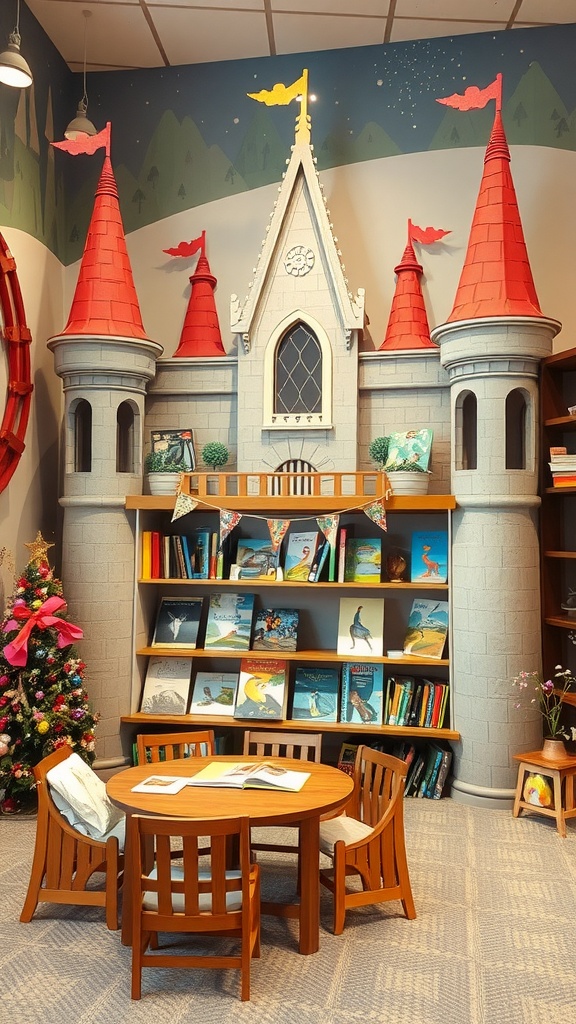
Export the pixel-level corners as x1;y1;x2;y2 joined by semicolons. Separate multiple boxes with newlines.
163;232;205;258
409;221;451;244
436;74;502;112
51;122;111;156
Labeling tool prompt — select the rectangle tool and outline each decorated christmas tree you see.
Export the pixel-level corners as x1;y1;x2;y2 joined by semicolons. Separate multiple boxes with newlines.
0;533;98;813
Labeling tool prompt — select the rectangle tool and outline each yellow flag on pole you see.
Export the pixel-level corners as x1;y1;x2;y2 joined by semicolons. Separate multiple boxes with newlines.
248;72;306;106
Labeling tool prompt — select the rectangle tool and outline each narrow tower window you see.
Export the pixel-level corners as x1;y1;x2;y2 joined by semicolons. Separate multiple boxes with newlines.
74;399;92;472
455;391;477;470
505;389;527;470
116;401;135;473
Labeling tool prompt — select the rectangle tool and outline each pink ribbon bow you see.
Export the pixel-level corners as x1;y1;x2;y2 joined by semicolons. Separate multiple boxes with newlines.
3;595;83;667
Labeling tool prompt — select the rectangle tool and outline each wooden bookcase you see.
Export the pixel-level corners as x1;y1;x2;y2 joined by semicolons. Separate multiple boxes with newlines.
540;347;576;713
122;473;459;759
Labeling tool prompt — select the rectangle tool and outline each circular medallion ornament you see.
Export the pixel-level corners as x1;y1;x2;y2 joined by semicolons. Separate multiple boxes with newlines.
284;245;315;277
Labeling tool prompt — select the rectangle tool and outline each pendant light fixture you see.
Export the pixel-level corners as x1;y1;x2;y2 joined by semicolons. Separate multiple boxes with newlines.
0;0;33;89
65;10;97;140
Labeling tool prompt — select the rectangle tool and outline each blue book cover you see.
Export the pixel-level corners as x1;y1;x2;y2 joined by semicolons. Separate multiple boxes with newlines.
410;531;448;584
204;592;255;651
403;599;449;660
340;662;384;725
291;665;340;722
235;538;279;579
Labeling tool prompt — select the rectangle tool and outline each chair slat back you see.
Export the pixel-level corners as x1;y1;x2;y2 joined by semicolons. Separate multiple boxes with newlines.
136;729;215;765
242;729;322;762
353;747;407;825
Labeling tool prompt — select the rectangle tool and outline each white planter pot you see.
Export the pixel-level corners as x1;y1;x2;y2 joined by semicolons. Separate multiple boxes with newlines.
387;471;430;496
147;472;181;495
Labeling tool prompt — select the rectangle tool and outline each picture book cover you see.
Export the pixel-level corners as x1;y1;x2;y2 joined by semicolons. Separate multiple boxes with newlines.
186;529;211;579
383;428;433;472
234;658;288;720
139;656;193;715
403;599;449;659
291;665;340;722
283;530;320;581
150;427;196;470
151;597;204;648
252;608;299;652
337;598;384;658
341;662;385;725
410;531;448;584
235;538;279;579
188;671;239;716
204;593;255;650
344;537;382;583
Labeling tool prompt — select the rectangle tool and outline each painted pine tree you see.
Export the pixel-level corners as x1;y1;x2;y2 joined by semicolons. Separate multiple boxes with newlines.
0;534;97;812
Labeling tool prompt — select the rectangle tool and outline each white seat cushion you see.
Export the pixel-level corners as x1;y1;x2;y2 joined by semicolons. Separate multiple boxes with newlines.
319;815;373;856
142;867;243;913
47;753;124;841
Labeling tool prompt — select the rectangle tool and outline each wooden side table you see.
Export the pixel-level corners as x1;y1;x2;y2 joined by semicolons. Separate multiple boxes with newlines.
512;749;576;837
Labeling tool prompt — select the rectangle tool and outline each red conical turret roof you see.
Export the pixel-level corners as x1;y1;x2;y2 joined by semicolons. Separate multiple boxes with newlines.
62;156;148;339
448;110;543;322
379;239;437;350
174;254;226;357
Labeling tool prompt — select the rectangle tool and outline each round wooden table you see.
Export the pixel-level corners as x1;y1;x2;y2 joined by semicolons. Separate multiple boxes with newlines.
107;755;354;954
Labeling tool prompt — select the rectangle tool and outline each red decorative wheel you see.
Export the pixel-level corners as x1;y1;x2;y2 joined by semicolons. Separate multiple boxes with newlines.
0;233;33;492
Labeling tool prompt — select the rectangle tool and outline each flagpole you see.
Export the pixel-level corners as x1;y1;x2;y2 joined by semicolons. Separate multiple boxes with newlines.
105;121;111;158
495;73;503;114
295;69;310;144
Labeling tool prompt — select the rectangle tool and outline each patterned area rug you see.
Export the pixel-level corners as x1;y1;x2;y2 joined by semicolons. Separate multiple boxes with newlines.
2;798;576;1024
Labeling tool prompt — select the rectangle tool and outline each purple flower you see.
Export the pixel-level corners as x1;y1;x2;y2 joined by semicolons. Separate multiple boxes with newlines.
541;679;554;694
71;709;85;720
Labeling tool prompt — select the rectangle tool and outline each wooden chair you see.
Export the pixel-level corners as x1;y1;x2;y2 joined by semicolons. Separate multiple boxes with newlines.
135;729;215;765
242;730;322;858
131;814;260;1001
19;746;124;931
319;746;416;934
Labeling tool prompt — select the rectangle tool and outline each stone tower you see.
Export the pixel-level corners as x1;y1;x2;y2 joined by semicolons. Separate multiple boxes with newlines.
431;103;560;806
49;146;162;769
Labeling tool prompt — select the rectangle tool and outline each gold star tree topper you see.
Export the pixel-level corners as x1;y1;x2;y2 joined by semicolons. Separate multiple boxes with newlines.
24;532;55;566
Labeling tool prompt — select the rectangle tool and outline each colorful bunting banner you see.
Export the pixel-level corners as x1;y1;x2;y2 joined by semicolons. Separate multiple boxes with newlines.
171;492;199;522
316;514;339;547
219;509;242;548
363;500;388;532
266;518;291;552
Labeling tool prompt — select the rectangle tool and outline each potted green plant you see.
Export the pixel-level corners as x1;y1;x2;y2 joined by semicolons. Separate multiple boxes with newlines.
369;434;431;495
144;449;184;495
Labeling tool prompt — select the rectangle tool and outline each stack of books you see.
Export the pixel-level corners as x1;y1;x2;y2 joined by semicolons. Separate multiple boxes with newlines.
549;447;576;488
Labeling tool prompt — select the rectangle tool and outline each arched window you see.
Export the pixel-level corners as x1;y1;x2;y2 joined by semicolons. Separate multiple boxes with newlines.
74;399;92;472
505;389;527;470
116;401;135;473
455;390;477;470
275;323;322;415
272;458;318;495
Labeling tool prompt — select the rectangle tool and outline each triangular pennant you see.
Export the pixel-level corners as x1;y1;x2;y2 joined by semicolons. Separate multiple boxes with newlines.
266;519;290;553
363;500;388;532
219;509;242;548
171;492;199;522
316;514;339;547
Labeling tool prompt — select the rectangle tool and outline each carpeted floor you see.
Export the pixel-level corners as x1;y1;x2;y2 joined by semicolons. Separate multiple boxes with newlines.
2;798;576;1024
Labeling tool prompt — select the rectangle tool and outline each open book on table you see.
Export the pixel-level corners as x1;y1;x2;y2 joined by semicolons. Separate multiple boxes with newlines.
188;761;310;792
131;775;190;795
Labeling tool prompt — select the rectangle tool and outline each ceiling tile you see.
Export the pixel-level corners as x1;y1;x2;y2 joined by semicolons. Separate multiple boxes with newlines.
272;0;390;12
394;0;516;19
25;0;163;70
273;12;387;54
518;0;575;22
151;7;271;65
390;18;506;42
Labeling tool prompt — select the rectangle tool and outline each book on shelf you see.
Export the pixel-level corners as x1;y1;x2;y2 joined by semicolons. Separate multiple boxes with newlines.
283;530;321;581
384;428;433;472
402;599;449;660
151;531;163;579
410;530;448;584
187;760;310;792
337;597;384;658
150;427;196;471
344;538;382;583
341;662;384;725
417;744;444;798
204;592;255;651
235;538;279;580
291;665;340;722
384;675;415;726
252;608;299;652
337;526;348;583
141;531;152;580
405;750;426;796
550;446;568;459
233;657;288;720
188;671;239;716
308;538;331;582
337;742;358;778
151;597;204;648
432;746;453;799
139;655;193;715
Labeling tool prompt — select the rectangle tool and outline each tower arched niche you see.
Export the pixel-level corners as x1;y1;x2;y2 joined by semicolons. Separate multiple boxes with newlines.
454;389;477;471
116;398;140;474
505;386;531;471
262;309;333;429
68;397;92;473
